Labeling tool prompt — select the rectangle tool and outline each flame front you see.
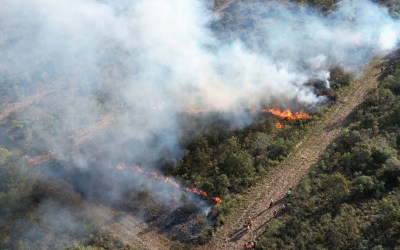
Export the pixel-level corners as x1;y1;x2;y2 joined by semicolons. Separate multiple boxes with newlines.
268;108;312;120
115;164;222;204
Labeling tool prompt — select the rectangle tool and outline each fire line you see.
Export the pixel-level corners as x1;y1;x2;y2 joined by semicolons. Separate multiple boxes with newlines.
115;164;222;204
267;108;312;120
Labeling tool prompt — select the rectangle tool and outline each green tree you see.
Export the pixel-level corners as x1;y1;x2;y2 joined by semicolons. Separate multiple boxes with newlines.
319;173;350;208
214;174;230;195
327;204;360;249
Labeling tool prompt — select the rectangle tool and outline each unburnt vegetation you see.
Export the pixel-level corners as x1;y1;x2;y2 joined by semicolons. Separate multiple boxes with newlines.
257;57;400;250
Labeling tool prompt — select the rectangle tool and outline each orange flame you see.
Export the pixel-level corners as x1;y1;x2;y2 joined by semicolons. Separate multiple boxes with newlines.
275;122;283;129
115;164;222;204
212;197;222;203
268;108;312;120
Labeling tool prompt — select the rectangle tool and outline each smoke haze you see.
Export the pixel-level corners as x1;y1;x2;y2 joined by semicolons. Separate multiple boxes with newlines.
3;0;398;158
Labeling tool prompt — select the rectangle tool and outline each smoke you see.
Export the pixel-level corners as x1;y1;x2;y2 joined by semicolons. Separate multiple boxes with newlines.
16;200;87;249
1;0;400;246
2;0;398;129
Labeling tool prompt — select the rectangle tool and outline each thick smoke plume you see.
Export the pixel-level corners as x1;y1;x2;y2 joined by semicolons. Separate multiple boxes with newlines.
0;0;399;246
2;0;398;158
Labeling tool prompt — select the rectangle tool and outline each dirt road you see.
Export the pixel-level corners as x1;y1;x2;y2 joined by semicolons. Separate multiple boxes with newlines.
196;59;382;250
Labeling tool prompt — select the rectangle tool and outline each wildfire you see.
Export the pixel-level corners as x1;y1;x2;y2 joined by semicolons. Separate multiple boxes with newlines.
212;197;222;203
275;122;283;129
268;108;312;120
115;164;222;204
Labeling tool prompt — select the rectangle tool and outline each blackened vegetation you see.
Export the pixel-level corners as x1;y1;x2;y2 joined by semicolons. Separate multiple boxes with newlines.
257;55;400;249
158;203;210;243
118;190;213;244
307;67;352;104
0;150;213;248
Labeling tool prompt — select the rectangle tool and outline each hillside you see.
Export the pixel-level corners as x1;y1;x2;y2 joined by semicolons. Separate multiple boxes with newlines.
1;1;399;249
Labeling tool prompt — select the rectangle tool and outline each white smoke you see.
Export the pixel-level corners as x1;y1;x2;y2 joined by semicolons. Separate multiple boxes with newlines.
3;0;398;110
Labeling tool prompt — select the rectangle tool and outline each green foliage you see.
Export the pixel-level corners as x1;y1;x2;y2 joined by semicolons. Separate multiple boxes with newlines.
330;67;352;89
171;112;311;225
214;194;243;226
174;112;310;188
214;174;230;195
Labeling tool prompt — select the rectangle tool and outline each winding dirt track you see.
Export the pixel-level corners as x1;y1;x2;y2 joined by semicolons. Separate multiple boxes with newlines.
195;59;382;250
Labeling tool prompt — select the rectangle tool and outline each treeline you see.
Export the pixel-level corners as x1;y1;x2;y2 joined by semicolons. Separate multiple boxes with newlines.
257;59;400;249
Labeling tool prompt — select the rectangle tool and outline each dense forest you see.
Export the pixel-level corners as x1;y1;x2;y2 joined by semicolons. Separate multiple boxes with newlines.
257;56;400;249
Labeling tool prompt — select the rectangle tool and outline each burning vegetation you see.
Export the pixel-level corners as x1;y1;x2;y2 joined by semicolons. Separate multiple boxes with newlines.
115;164;222;204
268;108;312;120
275;122;283;129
